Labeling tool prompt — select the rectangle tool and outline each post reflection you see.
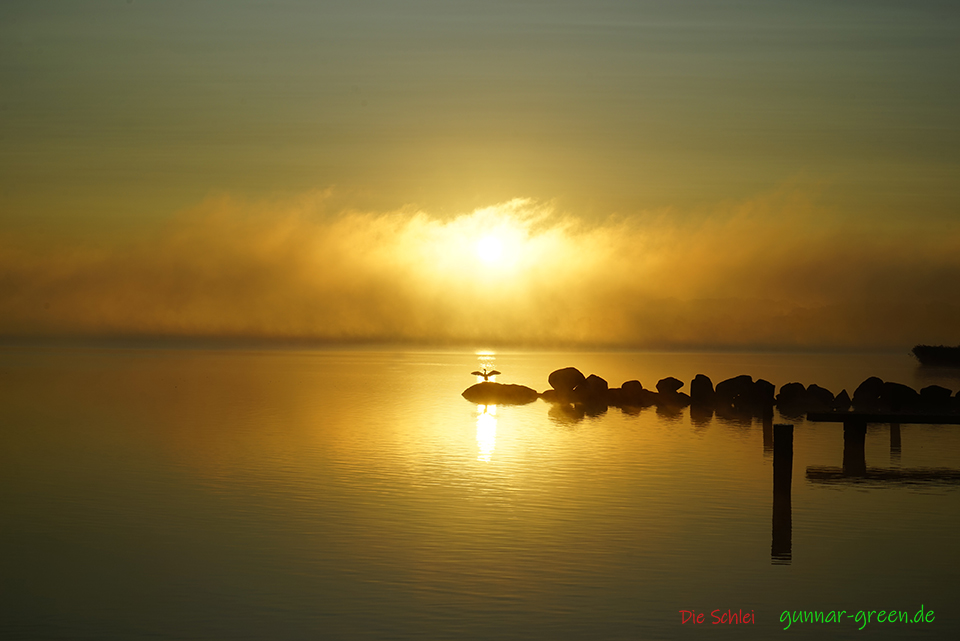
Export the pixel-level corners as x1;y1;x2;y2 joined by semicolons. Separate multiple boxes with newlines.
890;423;902;466
842;422;868;477
771;423;793;565
762;413;773;454
476;404;497;462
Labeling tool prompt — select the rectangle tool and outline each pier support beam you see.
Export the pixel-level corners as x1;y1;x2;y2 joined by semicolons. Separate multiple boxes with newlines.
772;423;793;564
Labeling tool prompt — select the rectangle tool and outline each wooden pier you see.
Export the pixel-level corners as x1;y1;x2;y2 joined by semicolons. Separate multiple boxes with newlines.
806;412;960;476
806;411;960;427
771;413;960;564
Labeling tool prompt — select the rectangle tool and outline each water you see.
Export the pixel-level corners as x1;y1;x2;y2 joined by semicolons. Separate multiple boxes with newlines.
2;346;959;639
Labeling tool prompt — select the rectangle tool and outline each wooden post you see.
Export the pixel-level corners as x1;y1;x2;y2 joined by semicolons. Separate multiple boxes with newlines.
772;423;793;564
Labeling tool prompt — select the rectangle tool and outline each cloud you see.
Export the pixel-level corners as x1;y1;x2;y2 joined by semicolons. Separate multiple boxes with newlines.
1;188;958;349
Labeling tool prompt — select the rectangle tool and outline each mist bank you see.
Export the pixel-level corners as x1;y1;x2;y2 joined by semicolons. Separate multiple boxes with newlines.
1;189;958;350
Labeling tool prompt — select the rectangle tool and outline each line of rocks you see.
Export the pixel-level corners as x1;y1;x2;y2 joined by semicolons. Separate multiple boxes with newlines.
538;367;960;416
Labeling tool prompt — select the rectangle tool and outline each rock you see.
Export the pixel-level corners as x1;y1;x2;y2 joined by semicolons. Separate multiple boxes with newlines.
715;375;755;407
638;389;660;406
689;374;716;406
462;382;539;405
656;377;684;394
609;380;658;409
715;375;774;412
548;367;586;393
881;382;919;411
833;389;852;411
657;390;691;408
920;385;952;402
574;374;608;404
776;382;807;407
853;376;885;409
621;380;645;402
606;387;625;406
920;385;953;410
775;382;807;417
806;384;835;411
755;379;776;406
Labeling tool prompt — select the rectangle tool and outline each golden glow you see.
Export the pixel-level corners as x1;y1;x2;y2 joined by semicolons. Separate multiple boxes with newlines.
4;191;960;348
476;404;497;462
408;199;550;283
476;235;503;266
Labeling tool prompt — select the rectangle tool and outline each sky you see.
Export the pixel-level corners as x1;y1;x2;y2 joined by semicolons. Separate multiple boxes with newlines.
1;0;958;349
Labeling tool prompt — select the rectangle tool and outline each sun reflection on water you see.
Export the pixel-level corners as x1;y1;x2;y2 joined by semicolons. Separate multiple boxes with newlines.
476;404;497;462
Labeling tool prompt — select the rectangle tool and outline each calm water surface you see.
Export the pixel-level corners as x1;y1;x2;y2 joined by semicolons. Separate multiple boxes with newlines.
2;347;959;639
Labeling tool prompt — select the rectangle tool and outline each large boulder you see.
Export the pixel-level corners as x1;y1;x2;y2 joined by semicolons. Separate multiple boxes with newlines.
920;385;952;403
617;380;653;407
574;374;609;404
776;382;807;406
639;389;660;406
715;375;774;412
689;374;716;407
775;382;807;416
755;379;776;406
656;377;684;394
462;382;539;405
806;384;835;411
620;380;659;407
715;375;755;407
881;381;919;411
548;367;586;393
657;390;691;408
853;376;885;409
621;379;645;398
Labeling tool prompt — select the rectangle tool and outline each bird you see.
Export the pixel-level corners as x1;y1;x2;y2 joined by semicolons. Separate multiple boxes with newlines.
471;368;501;381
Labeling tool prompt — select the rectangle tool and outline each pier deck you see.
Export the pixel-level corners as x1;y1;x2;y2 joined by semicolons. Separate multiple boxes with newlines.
806;411;960;425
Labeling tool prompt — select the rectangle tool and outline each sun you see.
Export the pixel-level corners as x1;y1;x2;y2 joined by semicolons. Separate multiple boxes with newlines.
475;235;504;266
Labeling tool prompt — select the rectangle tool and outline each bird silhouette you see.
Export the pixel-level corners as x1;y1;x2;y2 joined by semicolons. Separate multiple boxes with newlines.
471;368;501;381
